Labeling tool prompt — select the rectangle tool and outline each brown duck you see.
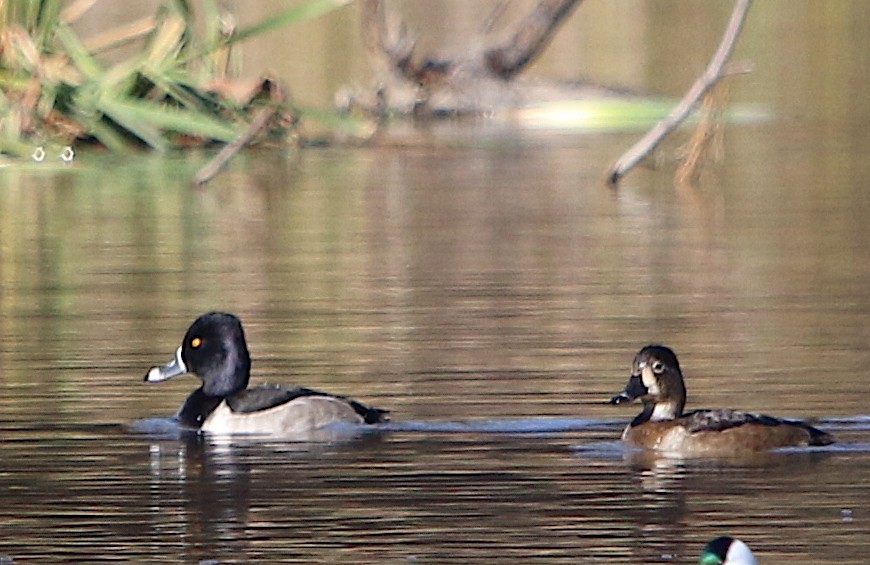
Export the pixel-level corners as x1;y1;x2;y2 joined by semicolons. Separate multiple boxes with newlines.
610;345;833;456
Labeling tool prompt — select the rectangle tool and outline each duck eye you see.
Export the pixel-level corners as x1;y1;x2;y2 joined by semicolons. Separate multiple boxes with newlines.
191;337;202;348
652;361;665;374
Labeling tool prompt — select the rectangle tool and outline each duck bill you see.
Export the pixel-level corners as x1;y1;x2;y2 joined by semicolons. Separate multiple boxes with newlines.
609;374;648;404
144;346;188;383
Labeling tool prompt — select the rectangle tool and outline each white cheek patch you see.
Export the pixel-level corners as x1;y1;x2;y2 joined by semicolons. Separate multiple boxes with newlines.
641;366;659;394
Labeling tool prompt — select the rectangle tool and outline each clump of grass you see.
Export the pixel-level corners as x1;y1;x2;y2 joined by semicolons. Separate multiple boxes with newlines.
0;0;351;157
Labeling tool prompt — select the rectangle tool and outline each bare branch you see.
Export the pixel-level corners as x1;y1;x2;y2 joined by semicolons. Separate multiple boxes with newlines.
607;0;752;185
360;0;418;80
484;0;585;79
193;80;289;186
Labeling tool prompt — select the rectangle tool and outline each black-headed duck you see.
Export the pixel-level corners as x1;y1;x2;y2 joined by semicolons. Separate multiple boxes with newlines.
610;345;833;456
144;312;388;436
699;536;757;565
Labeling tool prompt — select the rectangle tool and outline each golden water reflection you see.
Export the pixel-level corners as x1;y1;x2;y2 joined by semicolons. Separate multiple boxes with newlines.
3;2;870;558
0;131;867;561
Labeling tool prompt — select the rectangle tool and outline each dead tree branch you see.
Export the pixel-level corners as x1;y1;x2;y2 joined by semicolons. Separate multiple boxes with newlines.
606;0;752;185
360;0;418;81
193;79;289;186
357;0;583;115
484;0;585;79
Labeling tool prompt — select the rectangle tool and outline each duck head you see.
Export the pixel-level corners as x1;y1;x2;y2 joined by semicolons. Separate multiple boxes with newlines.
145;312;252;398
699;536;757;565
609;345;687;421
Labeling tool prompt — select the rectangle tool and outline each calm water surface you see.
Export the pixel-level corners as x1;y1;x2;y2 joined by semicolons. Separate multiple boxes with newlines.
0;127;868;563
4;3;870;561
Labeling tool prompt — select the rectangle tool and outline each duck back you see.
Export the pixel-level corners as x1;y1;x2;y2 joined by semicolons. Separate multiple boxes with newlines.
625;409;833;455
226;384;389;424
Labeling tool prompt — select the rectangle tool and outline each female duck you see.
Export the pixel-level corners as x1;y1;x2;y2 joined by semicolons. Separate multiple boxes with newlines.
609;345;833;456
144;312;388;436
699;537;757;565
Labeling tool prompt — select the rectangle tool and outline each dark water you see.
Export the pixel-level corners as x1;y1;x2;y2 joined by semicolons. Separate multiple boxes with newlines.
4;3;870;563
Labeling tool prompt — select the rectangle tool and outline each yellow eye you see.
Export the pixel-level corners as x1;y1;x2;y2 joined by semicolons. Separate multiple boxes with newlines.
191;337;202;348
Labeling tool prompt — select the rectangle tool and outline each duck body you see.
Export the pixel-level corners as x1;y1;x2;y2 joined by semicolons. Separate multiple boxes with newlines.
621;408;830;456
610;345;833;456
203;390;377;435
145;312;388;436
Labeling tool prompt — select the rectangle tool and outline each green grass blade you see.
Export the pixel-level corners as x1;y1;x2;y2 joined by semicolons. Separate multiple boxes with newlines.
87;119;136;153
202;0;351;53
33;0;63;48
199;0;223;46
99;96;241;144
98;97;167;150
55;23;103;81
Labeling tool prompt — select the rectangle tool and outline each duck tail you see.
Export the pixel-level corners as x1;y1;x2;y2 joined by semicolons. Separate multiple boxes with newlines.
350;400;390;424
804;423;835;446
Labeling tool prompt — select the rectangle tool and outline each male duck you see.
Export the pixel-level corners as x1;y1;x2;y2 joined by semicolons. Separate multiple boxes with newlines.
144;312;388;436
609;345;833;456
699;536;757;565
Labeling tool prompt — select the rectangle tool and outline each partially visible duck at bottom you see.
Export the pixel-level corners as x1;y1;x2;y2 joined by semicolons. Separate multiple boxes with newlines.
144;312;388;437
699;536;757;565
609;345;833;456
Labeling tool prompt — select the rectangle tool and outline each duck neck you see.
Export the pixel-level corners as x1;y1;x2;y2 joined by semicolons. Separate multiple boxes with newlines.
200;345;250;397
176;387;224;428
631;398;685;426
650;399;683;421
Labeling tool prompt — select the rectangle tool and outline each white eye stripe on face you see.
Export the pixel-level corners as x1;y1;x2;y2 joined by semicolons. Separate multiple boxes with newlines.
640;365;658;391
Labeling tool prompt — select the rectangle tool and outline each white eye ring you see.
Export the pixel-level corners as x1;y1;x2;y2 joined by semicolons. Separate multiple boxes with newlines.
652;361;665;374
